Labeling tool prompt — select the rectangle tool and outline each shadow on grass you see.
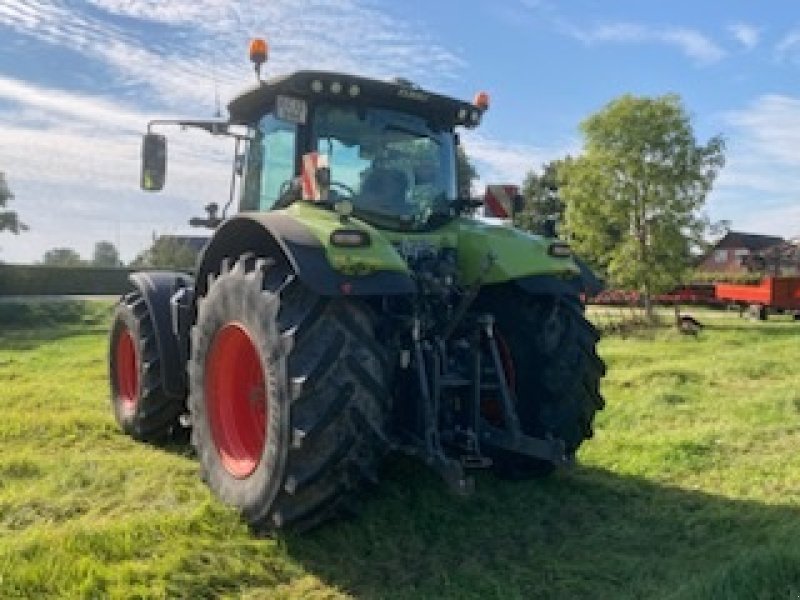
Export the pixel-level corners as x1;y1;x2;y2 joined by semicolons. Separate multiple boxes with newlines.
284;457;800;600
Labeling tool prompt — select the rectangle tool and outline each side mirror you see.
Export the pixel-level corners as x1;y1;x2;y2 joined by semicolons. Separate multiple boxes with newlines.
141;133;167;191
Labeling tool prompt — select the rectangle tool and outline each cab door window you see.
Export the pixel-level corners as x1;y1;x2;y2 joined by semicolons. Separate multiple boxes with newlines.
241;114;297;211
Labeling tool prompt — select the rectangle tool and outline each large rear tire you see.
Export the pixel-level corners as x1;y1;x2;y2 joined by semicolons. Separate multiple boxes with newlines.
108;291;185;442
479;287;606;478
189;255;390;532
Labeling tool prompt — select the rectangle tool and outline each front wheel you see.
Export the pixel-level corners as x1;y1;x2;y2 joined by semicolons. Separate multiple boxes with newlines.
108;291;184;442
189;255;390;531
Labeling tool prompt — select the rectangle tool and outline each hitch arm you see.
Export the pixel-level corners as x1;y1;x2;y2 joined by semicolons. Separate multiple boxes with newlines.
407;318;474;495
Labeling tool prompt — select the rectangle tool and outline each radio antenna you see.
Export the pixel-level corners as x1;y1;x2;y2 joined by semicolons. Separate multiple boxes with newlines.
211;47;222;118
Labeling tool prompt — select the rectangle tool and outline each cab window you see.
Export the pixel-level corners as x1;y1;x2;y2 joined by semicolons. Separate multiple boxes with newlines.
241;114;297;211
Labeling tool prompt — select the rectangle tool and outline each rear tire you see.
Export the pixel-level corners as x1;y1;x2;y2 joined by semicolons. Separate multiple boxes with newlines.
109;291;185;442
479;287;606;479
189;255;390;532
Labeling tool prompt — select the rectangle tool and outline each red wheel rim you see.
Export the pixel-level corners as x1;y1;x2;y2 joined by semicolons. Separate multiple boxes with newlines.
205;323;268;479
482;331;516;426
115;328;139;413
495;332;516;392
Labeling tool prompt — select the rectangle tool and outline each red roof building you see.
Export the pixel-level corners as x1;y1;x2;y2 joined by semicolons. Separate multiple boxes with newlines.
697;231;784;275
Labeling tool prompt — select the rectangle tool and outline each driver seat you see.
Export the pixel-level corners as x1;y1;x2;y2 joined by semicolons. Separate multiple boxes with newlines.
359;167;409;207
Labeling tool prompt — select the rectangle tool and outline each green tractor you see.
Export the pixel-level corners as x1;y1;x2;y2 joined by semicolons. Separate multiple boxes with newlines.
109;40;605;532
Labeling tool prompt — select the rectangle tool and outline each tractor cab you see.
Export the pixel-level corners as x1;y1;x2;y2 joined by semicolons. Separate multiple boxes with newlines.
231;69;486;231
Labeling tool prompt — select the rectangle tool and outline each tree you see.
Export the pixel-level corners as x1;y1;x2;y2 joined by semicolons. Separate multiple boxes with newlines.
0;172;27;234
516;158;571;235
456;146;478;198
42;247;84;266
92;241;122;267
560;94;725;318
130;236;197;270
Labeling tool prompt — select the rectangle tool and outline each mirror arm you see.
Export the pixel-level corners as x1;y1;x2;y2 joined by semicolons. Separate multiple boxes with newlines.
453;196;483;214
146;119;253;140
222;137;242;220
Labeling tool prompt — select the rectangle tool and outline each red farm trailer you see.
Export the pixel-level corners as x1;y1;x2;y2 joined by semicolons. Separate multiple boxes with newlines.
714;277;800;320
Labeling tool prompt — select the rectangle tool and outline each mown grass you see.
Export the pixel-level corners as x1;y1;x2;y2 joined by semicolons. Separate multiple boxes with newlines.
1;301;799;599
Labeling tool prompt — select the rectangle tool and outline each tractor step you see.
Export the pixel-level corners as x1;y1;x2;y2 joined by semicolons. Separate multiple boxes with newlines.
440;377;501;391
461;455;493;469
440;374;470;388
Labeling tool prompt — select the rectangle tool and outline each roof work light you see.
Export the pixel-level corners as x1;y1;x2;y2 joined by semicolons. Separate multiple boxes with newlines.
473;91;490;111
249;38;268;81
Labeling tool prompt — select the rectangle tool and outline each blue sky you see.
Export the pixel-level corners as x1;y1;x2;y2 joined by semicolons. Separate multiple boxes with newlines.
1;0;800;262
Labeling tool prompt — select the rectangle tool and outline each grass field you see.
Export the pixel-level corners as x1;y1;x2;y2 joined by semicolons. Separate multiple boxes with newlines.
1;300;799;599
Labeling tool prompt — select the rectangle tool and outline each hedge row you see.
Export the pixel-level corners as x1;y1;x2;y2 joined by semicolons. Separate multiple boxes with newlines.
691;271;764;284
0;264;134;296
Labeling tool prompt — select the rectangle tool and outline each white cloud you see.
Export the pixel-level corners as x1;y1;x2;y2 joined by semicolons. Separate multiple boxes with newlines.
85;0;231;25
0;77;144;132
709;94;800;238
776;29;800;62
659;28;727;64
0;75;233;263
1;0;465;112
461;132;577;192
724;95;800;166
562;21;726;65
0;0;469;262
728;22;759;50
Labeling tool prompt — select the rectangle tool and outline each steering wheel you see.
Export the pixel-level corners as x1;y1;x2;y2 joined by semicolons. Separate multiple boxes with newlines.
329;181;356;198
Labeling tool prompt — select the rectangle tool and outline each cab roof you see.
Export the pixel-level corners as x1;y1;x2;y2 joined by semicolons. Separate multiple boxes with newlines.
227;70;483;130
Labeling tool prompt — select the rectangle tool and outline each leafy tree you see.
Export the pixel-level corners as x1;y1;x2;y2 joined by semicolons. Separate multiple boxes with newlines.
456;146;478;198
560;94;725;318
92;241;122;267
0;172;27;234
516;158;571;235
130;236;197;270
42;247;84;266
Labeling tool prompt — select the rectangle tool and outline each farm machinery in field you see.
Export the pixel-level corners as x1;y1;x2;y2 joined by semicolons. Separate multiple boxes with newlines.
108;39;605;531
715;277;800;320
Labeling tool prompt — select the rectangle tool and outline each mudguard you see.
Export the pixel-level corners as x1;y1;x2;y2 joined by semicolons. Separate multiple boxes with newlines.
194;211;415;298
515;258;604;299
127;271;193;398
514;274;579;298
572;257;605;296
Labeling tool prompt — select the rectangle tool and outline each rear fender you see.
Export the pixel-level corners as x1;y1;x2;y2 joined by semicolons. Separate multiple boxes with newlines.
127;271;193;398
513;260;604;303
194;212;415;298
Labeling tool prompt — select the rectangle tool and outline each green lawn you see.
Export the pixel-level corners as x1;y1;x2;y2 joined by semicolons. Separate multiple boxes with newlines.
1;301;799;599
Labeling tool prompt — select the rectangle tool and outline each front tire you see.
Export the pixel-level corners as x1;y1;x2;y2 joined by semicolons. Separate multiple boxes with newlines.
109;291;184;442
189;255;390;531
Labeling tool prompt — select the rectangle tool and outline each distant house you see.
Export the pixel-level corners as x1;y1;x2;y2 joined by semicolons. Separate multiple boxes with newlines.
697;231;784;275
748;240;800;276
